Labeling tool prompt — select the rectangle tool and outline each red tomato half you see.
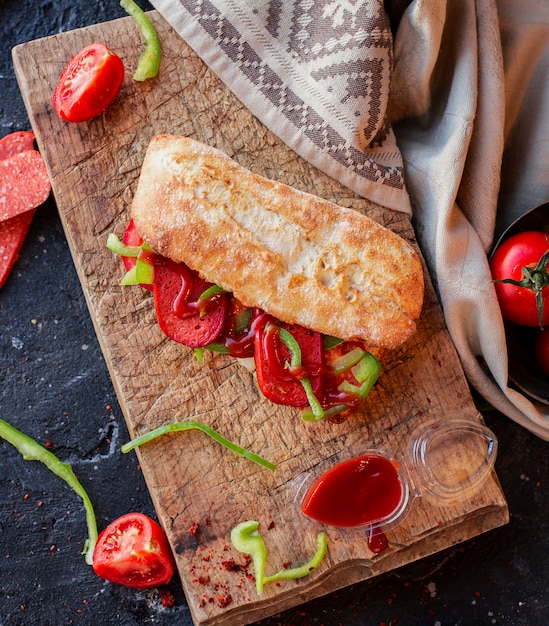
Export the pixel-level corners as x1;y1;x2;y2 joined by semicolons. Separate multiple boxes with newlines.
53;43;124;123
92;512;175;588
490;231;549;327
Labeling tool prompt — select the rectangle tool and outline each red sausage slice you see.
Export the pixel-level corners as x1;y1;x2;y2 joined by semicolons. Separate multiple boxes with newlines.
0;131;35;160
153;258;228;348
0;209;36;289
0;150;51;221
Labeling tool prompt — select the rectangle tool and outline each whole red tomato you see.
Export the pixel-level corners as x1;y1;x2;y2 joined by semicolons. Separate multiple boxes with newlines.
92;512;175;588
53;42;124;123
535;328;549;377
490;231;549;328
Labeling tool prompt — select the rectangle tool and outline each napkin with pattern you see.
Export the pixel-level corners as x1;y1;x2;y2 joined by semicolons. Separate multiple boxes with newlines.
148;0;549;439
148;0;411;213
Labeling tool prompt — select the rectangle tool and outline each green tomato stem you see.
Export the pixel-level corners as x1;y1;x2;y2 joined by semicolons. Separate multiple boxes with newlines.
121;420;276;471
0;419;98;566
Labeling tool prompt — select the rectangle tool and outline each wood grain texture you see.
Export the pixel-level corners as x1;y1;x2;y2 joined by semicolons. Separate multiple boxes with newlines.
13;12;508;625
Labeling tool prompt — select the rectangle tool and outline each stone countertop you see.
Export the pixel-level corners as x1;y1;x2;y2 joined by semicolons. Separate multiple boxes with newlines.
0;2;547;625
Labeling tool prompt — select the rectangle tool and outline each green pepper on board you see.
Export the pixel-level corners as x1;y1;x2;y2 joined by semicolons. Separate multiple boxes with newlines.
121;0;162;81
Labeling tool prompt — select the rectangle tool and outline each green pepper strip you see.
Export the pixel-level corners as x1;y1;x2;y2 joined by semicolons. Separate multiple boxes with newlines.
277;327;324;420
264;531;328;584
230;520;328;594
106;233;154;286
329;346;365;375
121;420;276;472
0;419;98;566
230;521;268;594
301;352;381;421
120;0;162;81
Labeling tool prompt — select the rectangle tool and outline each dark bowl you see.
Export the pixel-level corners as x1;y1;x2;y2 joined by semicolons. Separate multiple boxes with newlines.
490;201;549;405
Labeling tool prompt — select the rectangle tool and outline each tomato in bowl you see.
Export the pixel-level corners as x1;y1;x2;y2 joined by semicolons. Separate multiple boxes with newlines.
489;202;549;404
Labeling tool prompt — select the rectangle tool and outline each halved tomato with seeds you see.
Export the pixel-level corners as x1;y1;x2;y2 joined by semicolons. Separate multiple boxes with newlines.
92;512;175;588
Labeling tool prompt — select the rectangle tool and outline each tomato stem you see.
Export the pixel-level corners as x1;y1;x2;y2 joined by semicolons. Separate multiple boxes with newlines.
494;249;549;329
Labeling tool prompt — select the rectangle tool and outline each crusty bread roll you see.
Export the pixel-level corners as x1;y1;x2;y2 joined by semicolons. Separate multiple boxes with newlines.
131;135;424;349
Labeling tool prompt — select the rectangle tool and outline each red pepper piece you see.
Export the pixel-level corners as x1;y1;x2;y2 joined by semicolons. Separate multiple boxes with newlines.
0;150;51;222
0;131;35;160
0;209;36;289
122;219;153;290
153;258;228;348
254;318;324;407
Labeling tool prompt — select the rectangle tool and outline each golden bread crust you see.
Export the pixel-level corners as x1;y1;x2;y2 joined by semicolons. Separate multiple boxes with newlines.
130;135;424;349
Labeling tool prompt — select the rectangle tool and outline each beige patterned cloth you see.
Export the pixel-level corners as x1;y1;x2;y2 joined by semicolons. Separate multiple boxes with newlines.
148;0;411;213
149;0;549;439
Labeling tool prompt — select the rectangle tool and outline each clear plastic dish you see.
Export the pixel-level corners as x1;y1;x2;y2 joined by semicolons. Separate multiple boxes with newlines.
293;415;498;534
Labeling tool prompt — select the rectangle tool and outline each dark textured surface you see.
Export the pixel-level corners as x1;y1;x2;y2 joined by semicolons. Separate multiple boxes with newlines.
0;2;547;625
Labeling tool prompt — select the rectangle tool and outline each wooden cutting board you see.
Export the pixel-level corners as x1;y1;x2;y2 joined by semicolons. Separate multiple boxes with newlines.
13;12;508;626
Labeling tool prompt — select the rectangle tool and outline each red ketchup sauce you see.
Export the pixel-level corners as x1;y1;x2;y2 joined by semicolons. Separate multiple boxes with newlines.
301;454;403;534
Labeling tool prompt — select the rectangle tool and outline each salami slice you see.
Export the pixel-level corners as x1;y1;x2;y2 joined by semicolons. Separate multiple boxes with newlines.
0;209;36;289
0;131;35;160
0;150;51;222
153;258;228;348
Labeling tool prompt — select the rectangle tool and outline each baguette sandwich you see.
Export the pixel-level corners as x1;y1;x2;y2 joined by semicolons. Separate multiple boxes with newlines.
110;135;424;420
130;135;424;351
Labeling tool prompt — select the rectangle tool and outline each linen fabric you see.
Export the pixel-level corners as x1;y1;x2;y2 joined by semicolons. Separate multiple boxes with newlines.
148;0;549;439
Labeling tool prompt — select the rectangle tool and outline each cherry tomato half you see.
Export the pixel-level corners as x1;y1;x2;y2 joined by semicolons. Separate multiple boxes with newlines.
92;512;175;588
490;231;549;327
535;327;549;378
53;42;124;123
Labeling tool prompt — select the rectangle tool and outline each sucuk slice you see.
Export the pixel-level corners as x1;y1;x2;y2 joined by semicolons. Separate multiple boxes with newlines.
0;209;36;289
153;258;228;348
0;131;35;160
0;150;51;222
254;321;324;407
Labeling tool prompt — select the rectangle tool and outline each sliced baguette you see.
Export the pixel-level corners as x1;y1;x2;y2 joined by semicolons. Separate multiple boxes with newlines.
130;135;424;349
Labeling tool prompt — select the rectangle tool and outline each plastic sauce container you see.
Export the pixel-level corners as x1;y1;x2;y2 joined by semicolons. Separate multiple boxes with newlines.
293;416;498;553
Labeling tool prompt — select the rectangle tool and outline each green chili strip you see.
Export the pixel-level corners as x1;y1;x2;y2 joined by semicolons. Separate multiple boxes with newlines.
204;342;229;354
323;335;344;350
302;403;350;421
230;521;268;593
235;307;253;334
106;233;154;285
121;0;162;81
231;520;328;594
277;327;324;420
121;420;276;471
199;285;225;300
330;346;365;375
352;353;382;395
264;532;328;584
0;419;98;566
106;233;140;257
